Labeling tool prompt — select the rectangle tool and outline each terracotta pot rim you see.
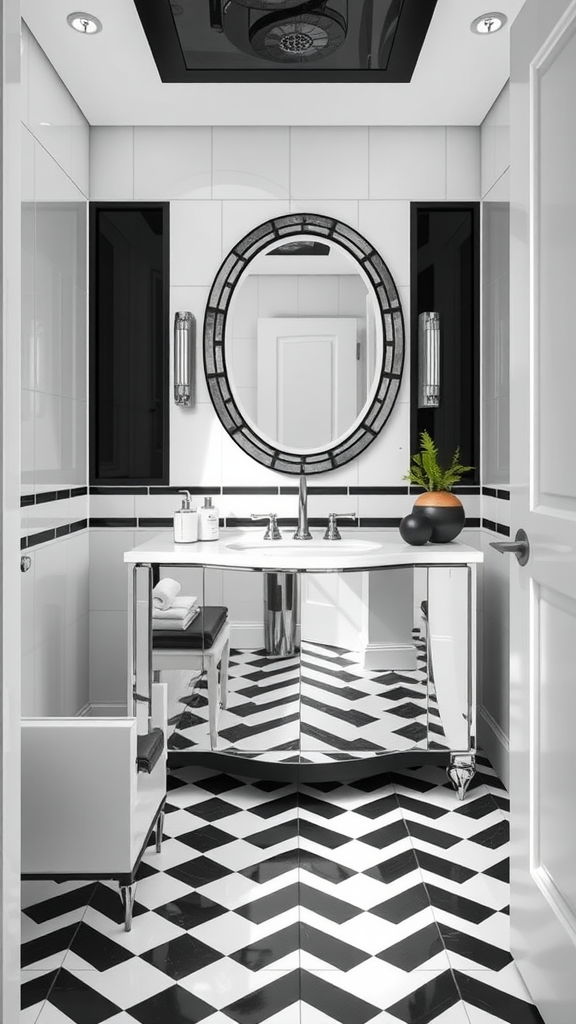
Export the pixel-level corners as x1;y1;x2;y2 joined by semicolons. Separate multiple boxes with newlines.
413;491;463;508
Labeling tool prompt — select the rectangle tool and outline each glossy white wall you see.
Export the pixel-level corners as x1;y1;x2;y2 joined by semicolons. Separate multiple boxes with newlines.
3;2;23;1018
479;83;511;787
20;23;90;721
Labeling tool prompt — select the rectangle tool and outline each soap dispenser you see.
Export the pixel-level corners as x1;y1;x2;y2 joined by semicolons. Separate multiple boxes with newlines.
198;496;219;540
173;490;198;543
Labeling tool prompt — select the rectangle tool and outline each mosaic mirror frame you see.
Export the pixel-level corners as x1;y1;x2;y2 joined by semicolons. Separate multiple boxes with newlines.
203;212;405;475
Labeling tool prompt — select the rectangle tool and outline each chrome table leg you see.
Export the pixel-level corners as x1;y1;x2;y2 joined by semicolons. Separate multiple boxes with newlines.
119;882;136;931
447;754;476;801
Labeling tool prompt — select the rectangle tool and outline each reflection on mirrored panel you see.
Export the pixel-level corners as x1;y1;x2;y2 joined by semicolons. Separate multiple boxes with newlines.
226;237;381;452
162;565;470;763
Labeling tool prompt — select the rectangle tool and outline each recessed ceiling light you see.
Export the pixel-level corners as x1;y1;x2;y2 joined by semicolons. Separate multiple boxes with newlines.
66;11;102;34
471;12;507;34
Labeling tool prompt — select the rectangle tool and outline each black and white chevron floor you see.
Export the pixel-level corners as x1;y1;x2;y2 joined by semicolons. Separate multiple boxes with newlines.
166;637;448;760
21;758;544;1024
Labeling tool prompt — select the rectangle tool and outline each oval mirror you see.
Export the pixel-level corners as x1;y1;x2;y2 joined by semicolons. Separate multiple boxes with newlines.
203;213;404;475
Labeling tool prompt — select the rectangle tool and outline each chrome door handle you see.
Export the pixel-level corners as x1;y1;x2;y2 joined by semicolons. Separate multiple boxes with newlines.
490;528;530;566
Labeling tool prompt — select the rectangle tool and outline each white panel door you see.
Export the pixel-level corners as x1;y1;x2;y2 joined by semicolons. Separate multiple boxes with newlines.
510;2;576;1017
257;317;357;448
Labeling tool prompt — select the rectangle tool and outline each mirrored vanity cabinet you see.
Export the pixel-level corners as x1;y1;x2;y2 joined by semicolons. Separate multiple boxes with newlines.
125;534;482;799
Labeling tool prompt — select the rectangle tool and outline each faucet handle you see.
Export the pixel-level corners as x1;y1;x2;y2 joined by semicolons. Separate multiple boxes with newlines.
251;513;282;540
323;512;357;541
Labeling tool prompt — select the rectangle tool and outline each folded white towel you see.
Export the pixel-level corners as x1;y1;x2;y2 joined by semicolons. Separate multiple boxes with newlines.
153;596;198;620
152;578;181;611
153;606;199;631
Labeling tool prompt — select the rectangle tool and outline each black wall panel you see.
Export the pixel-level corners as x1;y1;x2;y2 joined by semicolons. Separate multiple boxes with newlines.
90;204;169;484
410;203;479;484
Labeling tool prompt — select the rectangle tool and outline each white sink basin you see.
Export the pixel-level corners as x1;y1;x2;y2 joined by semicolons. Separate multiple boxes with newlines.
225;537;382;554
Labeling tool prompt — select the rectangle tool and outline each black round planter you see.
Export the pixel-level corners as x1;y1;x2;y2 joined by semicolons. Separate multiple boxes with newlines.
399;512;433;546
413;502;465;543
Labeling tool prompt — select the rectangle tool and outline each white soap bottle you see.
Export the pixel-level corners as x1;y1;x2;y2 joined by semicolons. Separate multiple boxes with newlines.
198;496;219;540
173;490;198;543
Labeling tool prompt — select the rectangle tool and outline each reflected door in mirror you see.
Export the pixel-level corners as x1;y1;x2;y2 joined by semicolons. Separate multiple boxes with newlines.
257;318;358;448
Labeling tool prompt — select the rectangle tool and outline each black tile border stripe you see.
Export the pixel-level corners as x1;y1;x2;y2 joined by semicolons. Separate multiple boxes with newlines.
149;486;221;495
20;487;88;507
21;519;89;548
89;518;137;528
90;486;147;495
482;486;510;501
350;486;408;495
482;519;510;536
224;486;279;495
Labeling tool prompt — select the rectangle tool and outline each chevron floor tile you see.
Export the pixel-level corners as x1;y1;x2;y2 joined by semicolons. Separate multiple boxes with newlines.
21;758;546;1024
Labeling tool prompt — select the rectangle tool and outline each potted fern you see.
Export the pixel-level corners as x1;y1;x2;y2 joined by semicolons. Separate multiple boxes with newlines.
401;431;473;543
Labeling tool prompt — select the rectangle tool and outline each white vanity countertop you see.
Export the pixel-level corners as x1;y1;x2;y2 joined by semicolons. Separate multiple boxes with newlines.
124;529;484;571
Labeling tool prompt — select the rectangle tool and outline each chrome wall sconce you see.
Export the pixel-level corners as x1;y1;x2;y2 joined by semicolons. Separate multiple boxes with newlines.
418;311;440;408
173;311;195;406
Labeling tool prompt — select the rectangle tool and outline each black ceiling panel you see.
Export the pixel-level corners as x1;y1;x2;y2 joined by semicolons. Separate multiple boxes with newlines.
132;0;438;83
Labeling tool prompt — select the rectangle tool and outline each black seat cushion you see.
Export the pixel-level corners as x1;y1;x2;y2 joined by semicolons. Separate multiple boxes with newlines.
152;606;228;650
137;727;164;773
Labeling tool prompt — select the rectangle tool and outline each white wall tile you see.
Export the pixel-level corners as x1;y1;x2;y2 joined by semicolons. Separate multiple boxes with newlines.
170;201;222;288
134;127;211;200
89;127;134;200
289;199;359;226
134;493;182;520
213;128;289;199
291;128;369;199
219;493;291;522
369;127;446;200
88;610;128;705
32;538;68;651
34;141;85;204
221;200;290;255
70;114;90;198
27;31;73;176
21;390;35;493
357;400;410;487
63;615;89;715
446;127;480;200
357;494;410;521
170;403;223;486
481;83;510;198
358;201;410;290
89;530;133;611
21;651;35;717
21;22;31;127
63;532;89;626
34;631;65;717
89;494;136;519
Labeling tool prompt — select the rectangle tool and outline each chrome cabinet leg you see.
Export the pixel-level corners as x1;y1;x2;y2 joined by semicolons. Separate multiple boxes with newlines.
447;754;476;801
155;808;165;853
120;882;136;931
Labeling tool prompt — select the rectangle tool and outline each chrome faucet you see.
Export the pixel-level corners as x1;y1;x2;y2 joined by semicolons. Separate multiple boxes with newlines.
293;475;312;540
